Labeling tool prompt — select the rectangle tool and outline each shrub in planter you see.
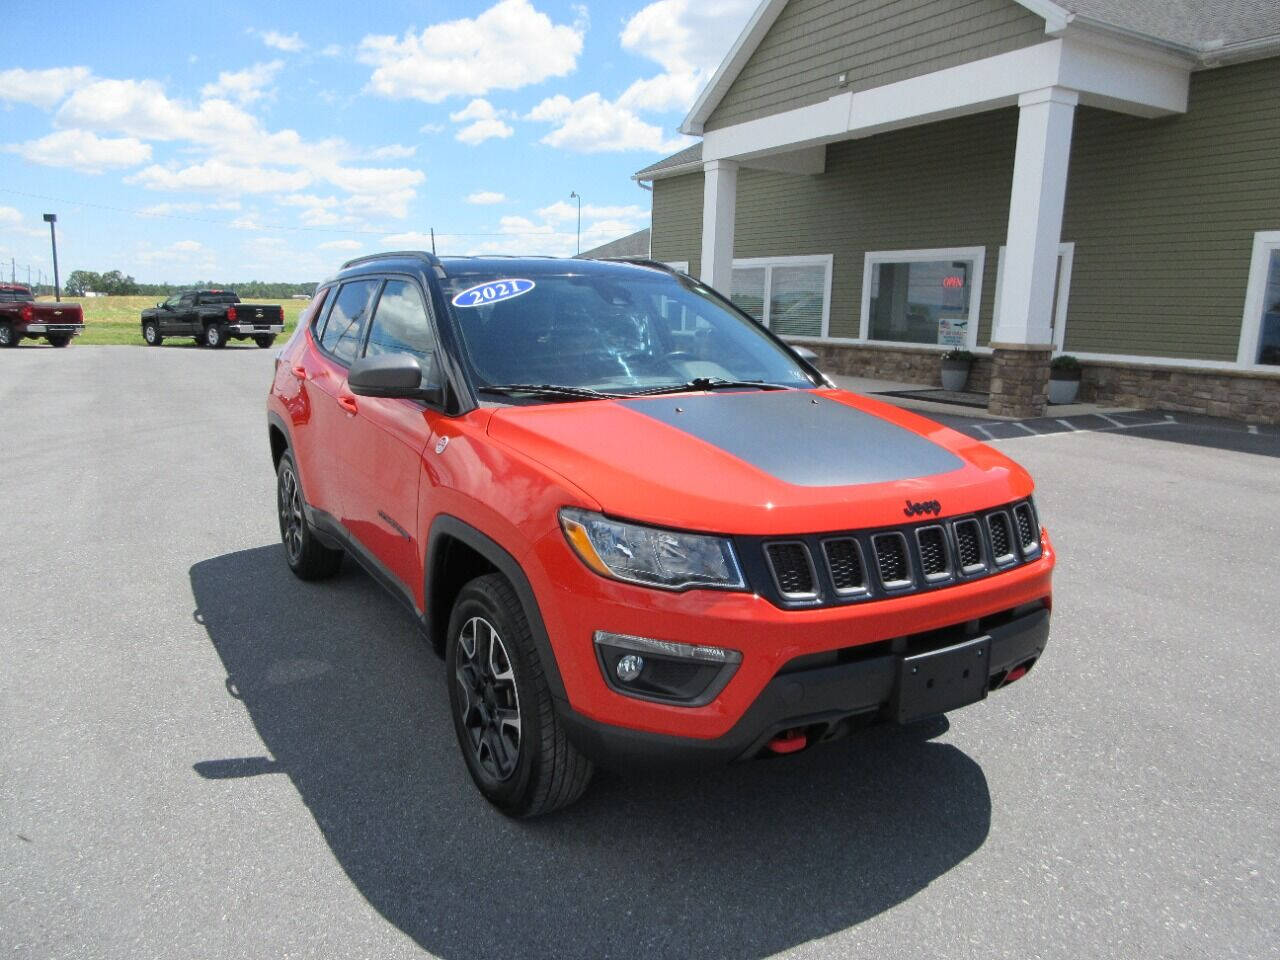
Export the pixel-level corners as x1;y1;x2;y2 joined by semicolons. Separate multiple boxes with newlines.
1048;355;1082;405
940;349;975;391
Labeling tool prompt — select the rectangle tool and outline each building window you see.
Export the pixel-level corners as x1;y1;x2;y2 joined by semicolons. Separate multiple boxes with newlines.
729;255;832;338
859;247;985;349
1239;231;1280;367
992;243;1075;352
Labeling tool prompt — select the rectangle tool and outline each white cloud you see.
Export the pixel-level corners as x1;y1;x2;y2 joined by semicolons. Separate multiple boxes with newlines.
449;99;514;145
136;239;214;268
0;206;22;226
319;239;362;251
619;0;754;113
172;240;203;252
319;44;343;58
128;159;313;194
381;231;439;247
200;61;283;104
419;122;445;134
359;0;583;103
466;191;507;205
57;78;261;145
537;200;648;223
10;129;151;173
0;67;92;109
366;143;417;159
258;30;306;53
527;93;690;153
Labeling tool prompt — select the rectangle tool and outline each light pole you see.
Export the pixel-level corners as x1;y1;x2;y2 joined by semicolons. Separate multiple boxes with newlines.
568;191;581;255
43;214;61;301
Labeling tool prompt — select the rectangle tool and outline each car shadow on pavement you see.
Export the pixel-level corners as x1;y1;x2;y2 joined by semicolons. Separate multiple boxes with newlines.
190;545;991;960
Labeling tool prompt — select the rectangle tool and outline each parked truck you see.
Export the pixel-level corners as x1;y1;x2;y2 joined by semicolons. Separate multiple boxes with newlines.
0;284;85;347
140;290;284;349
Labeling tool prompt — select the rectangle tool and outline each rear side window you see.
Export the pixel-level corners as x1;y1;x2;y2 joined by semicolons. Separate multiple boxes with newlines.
364;280;437;372
319;279;380;364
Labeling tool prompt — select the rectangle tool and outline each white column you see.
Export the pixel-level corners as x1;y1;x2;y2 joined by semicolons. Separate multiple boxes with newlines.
699;159;738;291
992;87;1078;347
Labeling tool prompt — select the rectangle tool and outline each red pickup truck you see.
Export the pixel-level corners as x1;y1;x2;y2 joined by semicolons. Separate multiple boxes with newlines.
0;284;85;347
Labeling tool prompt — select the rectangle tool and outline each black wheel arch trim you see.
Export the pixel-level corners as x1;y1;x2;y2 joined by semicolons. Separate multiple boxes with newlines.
426;514;566;701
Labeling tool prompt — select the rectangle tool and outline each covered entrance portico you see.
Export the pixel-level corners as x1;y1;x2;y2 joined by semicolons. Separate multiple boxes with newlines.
688;16;1193;417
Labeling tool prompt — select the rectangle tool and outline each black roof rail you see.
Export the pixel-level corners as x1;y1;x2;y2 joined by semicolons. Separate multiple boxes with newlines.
340;250;441;270
593;257;686;274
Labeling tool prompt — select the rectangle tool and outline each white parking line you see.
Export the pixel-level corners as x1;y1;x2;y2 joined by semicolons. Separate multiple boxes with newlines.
1056;419;1078;431
1248;425;1259;435
977;420;1180;443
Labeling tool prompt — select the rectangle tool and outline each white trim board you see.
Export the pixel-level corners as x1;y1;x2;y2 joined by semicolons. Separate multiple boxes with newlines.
858;247;987;351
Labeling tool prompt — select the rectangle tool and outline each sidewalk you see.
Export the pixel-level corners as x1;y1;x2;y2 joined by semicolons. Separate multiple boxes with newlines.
829;374;1138;421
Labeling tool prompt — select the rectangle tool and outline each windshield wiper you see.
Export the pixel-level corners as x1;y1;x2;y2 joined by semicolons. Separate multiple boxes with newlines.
477;383;626;402
629;377;795;397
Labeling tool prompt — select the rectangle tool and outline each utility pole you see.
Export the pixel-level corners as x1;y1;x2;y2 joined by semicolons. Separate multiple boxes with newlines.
9;258;13;284
43;214;60;301
569;191;582;255
430;227;436;255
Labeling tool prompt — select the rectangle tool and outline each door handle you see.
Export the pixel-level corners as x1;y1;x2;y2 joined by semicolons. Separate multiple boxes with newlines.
291;365;308;381
338;394;359;415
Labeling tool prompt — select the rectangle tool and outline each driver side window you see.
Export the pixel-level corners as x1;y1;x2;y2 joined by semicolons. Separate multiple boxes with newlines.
179;294;195;308
164;295;182;309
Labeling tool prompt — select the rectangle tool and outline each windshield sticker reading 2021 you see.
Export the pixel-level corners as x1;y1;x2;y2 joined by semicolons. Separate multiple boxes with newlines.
451;278;535;308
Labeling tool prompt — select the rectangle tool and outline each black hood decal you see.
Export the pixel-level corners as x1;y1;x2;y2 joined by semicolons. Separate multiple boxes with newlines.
622;392;963;488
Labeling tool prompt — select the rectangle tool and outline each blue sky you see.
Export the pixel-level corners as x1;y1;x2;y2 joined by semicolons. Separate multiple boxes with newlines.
0;0;755;283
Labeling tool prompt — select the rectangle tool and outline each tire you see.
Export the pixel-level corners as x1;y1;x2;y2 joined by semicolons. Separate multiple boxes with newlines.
204;323;227;349
47;334;72;348
255;335;277;349
192;337;204;347
143;321;163;346
0;321;17;348
447;573;593;817
276;451;343;580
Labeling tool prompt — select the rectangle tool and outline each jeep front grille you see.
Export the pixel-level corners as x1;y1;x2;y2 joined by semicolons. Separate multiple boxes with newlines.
764;541;817;600
752;498;1042;609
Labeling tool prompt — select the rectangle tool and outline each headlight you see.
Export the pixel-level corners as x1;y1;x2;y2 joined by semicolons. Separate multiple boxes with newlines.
559;507;746;591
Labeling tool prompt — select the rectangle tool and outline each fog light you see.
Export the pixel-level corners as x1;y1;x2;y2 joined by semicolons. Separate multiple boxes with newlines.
616;654;645;683
593;631;743;706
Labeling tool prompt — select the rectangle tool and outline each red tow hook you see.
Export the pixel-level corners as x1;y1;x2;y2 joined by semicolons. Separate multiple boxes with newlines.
766;728;808;755
1004;665;1029;686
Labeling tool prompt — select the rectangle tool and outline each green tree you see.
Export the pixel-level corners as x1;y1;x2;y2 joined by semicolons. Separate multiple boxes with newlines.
65;270;102;296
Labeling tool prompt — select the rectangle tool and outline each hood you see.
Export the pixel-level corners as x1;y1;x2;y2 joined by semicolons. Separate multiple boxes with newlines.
487;389;1033;536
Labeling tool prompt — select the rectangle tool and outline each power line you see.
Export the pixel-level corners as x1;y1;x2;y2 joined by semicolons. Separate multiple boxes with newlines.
0;187;578;238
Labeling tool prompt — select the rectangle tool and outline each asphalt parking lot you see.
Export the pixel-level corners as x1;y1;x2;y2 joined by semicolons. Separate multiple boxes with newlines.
3;345;1277;960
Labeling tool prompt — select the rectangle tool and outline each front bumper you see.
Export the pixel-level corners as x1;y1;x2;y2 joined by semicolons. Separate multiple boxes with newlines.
529;527;1055;743
559;604;1050;769
229;324;283;335
24;324;83;335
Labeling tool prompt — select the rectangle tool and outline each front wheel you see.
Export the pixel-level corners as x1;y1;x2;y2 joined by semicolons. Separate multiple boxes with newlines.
0;321;17;348
447;574;593;817
204;323;227;349
254;335;276;349
47;334;72;348
276;451;343;580
143;321;163;346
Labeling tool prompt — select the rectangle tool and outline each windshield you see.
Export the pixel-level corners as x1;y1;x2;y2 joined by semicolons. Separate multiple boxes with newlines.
0;288;34;303
442;270;815;396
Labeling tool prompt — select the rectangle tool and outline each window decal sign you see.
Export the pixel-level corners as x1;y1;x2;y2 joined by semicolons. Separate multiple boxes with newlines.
451;278;536;308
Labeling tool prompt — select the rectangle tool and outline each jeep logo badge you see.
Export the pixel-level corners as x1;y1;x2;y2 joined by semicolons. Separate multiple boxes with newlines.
903;499;941;517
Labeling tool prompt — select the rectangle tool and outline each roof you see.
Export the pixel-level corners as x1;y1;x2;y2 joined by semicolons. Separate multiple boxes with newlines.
578;228;652;259
437;256;665;278
632;144;704;181
680;0;1280;135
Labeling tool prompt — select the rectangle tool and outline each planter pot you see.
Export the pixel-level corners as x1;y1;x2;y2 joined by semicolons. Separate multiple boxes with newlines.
940;361;971;391
1047;375;1081;405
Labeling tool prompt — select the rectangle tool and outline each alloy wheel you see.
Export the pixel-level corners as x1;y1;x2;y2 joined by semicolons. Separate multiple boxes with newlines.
454;616;522;781
278;465;304;562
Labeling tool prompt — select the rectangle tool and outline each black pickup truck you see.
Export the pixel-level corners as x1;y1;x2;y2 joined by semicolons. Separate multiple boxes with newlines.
140;290;284;348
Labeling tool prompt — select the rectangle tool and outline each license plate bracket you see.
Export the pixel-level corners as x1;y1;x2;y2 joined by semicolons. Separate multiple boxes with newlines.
894;636;991;724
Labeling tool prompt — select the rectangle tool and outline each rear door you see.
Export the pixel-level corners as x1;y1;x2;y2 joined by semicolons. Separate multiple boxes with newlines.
294;278;382;521
340;277;443;599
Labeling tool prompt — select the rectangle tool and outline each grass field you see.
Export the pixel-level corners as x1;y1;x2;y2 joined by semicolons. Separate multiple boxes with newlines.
17;295;306;347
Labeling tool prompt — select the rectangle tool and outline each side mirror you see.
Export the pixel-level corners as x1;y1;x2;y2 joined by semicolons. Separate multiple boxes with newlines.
348;353;444;406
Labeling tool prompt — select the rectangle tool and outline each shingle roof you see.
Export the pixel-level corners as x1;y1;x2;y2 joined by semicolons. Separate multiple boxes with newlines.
578;228;652;259
1058;0;1280;50
633;143;703;181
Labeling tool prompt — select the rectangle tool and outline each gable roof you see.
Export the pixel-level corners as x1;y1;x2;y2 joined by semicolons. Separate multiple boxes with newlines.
578;228;652;259
632;143;703;181
681;0;1280;134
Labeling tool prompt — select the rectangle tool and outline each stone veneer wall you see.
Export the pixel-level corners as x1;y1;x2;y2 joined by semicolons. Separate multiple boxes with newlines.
795;342;1280;424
